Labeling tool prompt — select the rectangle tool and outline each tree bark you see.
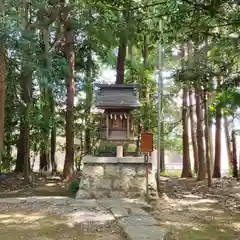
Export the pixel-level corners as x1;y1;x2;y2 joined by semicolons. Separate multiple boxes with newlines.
15;122;25;172
181;87;192;177
160;120;165;172
213;98;222;178
180;44;192;178
21;69;32;183
208;119;214;174
0;0;6;171
50;125;57;174
204;90;212;187
189;89;198;174
84;49;93;154
115;10;128;84
63;7;75;179
232;128;238;179
195;89;206;180
15;67;32;177
115;35;127;84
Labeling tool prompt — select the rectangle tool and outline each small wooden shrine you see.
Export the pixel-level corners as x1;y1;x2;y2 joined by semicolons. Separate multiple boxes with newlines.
95;83;140;156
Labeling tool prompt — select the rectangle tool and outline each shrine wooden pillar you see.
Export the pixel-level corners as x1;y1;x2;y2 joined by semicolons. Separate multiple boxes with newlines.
127;113;129;139
106;113;109;138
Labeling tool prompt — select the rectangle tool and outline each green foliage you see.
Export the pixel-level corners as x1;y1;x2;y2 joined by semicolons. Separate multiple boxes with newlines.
67;179;80;197
1;0;240;173
94;143;116;156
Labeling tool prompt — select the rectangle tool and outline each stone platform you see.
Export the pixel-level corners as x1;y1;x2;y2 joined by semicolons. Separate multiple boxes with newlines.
77;156;153;199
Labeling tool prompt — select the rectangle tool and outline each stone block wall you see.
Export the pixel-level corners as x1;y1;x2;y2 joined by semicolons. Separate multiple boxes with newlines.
78;163;152;199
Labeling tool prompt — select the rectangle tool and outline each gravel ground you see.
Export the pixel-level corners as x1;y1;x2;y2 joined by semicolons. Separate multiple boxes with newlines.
0;202;126;240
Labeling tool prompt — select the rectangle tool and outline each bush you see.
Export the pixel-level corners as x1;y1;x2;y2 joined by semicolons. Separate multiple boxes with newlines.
68;179;80;197
94;143;116;155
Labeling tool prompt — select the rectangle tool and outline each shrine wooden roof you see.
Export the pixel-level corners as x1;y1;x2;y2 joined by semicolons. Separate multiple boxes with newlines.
95;84;140;109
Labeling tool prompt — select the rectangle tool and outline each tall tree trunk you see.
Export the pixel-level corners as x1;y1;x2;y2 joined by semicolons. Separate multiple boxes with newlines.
189;89;198;174
21;69;32;183
213;83;222;178
84;49;93;154
115;35;127;84
232;129;238;179
0;0;6;171
39;26;52;172
180;44;192;178
160;120;165;172
223;115;231;170
208;119;214;174
50;122;57;174
204;90;212;187
195;89;206;180
63;7;75;179
115;10;128;84
190;39;206;181
15;123;25;172
181;87;192;177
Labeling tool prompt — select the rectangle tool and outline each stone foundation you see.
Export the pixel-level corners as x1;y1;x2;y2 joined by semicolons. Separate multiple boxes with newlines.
76;156;152;199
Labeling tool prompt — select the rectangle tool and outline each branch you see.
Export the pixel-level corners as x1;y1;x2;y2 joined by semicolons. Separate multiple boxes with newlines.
49;25;64;53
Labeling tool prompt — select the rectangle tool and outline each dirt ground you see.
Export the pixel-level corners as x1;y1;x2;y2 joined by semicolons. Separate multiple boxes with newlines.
148;176;240;240
0;173;125;240
1;173;240;239
0;204;124;240
0;173;70;198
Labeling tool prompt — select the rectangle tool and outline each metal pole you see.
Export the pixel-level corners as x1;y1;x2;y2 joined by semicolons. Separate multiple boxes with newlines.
156;19;163;197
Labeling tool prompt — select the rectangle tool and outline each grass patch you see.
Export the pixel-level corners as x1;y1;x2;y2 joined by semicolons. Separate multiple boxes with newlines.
160;170;182;177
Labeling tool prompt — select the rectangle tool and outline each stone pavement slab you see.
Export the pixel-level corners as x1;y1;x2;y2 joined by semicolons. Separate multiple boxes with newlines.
0;197;25;204
96;198;167;239
129;207;149;216
123;225;167;240
67;199;99;208
111;207;129;217
25;196;69;204
119;215;158;226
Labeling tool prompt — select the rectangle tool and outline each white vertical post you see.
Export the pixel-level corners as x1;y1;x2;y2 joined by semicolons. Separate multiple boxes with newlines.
106;113;109;139
156;19;164;196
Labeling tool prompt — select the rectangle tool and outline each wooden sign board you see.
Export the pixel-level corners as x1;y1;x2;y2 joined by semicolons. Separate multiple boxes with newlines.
141;132;153;153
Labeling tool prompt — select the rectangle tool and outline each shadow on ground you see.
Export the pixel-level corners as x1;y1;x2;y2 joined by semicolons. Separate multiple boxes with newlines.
148;177;240;240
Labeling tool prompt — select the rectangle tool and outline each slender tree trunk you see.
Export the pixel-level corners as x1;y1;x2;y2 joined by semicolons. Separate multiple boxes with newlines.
189;90;198;174
63;8;75;179
180;44;192;178
232;128;238;179
15;124;25;172
84;49;93;154
181;87;192;177
21;69;32;183
190;39;206;181
136;123;141;155
115;10;128;84
195;89;206;180
50;124;57;174
204;90;212;187
40;151;49;171
213;95;222;178
115;35;127;84
16;69;32;179
160;120;165;172
0;0;5;171
208;119;214;174
39;26;52;172
223;115;231;170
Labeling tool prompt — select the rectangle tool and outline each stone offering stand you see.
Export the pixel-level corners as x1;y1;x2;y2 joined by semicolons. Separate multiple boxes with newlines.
77;156;152;199
77;83;153;199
